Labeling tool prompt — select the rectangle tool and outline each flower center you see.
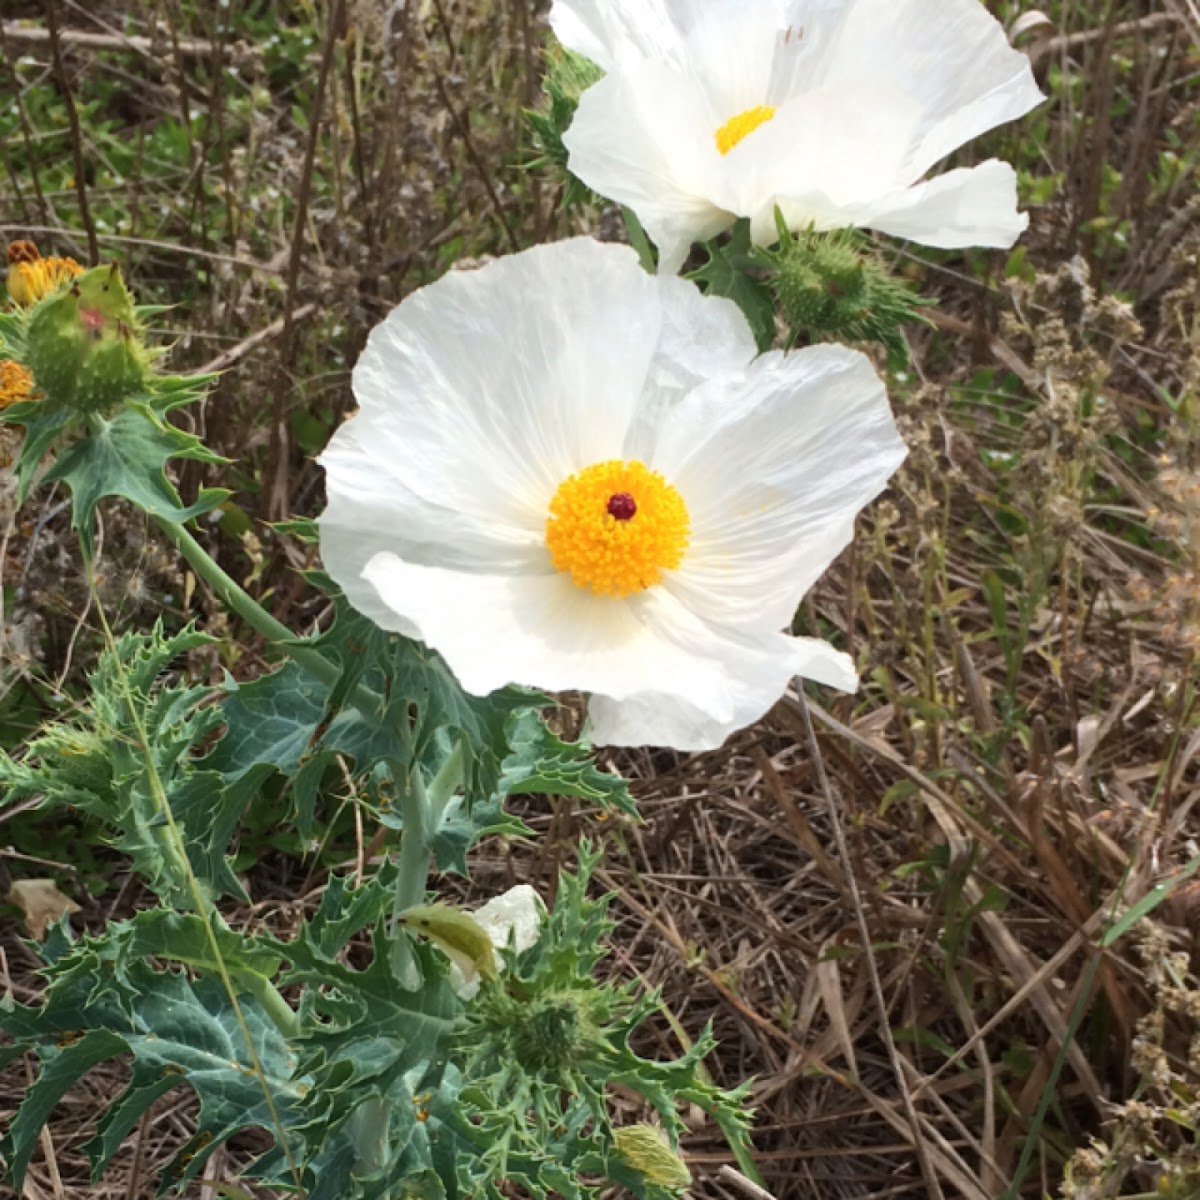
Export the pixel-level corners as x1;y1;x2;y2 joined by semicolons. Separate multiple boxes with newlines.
715;105;777;155
546;460;690;597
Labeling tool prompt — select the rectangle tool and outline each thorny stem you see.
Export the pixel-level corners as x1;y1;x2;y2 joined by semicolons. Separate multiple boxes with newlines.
155;516;385;718
159;517;450;1178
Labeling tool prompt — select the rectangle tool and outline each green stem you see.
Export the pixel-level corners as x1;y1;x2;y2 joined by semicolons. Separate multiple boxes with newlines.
240;973;302;1040
156;516;383;718
425;739;465;827
394;765;432;915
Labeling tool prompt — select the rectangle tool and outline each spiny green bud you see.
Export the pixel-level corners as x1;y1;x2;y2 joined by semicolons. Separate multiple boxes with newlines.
773;231;868;333
512;991;594;1072
613;1126;691;1194
765;222;928;352
25;262;153;412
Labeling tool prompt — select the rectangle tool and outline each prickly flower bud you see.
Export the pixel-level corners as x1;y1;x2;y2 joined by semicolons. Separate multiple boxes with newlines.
6;240;82;308
25;262;152;412
774;232;868;333
766;224;927;352
613;1125;691;1194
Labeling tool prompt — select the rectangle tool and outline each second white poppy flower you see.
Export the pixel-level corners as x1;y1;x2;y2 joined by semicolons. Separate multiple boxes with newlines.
552;0;1044;272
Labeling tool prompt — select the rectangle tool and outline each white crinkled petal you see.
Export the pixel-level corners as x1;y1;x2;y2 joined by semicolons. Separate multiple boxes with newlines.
650;345;906;632
554;0;1039;256
818;0;1043;179
341;237;666;528
860;161;1028;249
358;557;736;725
564;66;732;274
550;0;777;74
587;631;856;751
319;418;547;638
713;85;920;224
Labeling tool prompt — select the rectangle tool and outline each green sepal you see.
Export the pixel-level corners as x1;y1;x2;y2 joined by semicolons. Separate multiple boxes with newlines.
690;220;777;352
525;48;604;208
401;903;498;981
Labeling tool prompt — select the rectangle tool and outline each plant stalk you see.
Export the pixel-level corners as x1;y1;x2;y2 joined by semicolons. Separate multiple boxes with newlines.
155;515;384;718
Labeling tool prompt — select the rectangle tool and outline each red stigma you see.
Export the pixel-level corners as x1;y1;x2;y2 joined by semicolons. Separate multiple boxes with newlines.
607;492;637;521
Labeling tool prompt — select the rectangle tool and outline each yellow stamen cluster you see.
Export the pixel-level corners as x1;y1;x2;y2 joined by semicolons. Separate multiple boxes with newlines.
6;241;83;308
714;105;778;155
546;459;690;597
0;359;36;409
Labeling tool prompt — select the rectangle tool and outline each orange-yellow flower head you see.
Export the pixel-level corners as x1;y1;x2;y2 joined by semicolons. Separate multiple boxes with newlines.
0;359;36;409
6;241;84;308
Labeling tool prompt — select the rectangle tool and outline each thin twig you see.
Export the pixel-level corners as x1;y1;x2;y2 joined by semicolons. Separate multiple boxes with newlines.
261;0;345;521
43;0;97;263
199;302;318;375
0;20;238;60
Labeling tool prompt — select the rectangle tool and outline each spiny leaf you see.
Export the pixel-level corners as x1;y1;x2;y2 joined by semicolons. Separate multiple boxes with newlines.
502;710;637;818
0;623;224;906
43;404;227;558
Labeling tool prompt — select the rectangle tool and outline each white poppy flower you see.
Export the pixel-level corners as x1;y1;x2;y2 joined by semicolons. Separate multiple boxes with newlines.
551;0;1045;272
451;884;545;1000
318;238;906;751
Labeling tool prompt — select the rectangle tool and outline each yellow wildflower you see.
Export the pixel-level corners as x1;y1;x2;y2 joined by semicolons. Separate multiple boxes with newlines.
0;359;36;409
6;240;84;308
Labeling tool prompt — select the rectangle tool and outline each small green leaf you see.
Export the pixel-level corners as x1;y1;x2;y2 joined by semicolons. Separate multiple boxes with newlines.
691;221;776;351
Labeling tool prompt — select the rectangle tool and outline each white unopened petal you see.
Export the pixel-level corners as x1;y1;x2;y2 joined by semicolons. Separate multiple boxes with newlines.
652;345;906;632
862;161;1028;249
473;885;545;954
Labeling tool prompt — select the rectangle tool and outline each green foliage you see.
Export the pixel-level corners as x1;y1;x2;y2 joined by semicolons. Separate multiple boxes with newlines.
1;852;745;1199
1;279;226;557
455;846;754;1200
691;220;777;352
525;48;604;207
0;623;221;906
0;914;303;1192
501;709;639;819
